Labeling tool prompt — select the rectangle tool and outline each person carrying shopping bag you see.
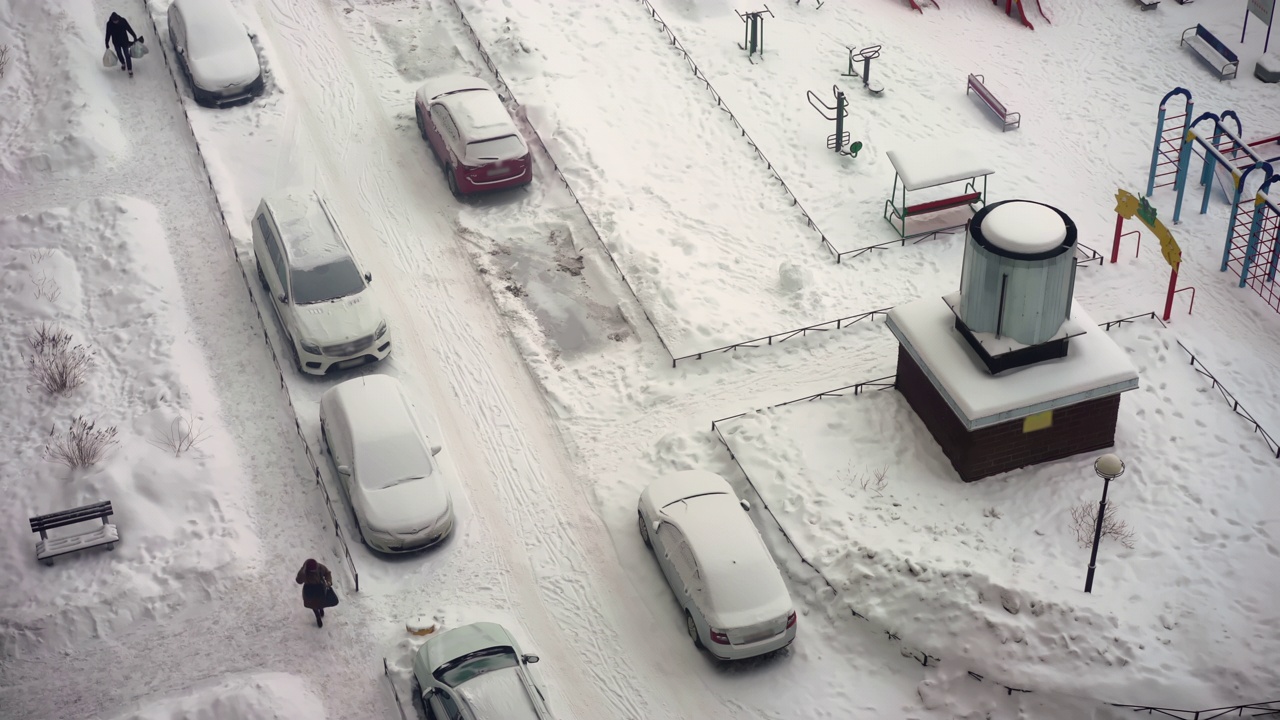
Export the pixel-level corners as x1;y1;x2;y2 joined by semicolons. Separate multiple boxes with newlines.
104;12;138;77
296;558;339;627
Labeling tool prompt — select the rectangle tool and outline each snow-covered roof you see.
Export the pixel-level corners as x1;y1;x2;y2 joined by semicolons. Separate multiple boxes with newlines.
886;142;995;191
324;375;435;488
264;191;351;271
457;667;541;720
887;296;1139;429
445;89;518;141
942;292;1087;357
173;0;254;62
981;201;1067;254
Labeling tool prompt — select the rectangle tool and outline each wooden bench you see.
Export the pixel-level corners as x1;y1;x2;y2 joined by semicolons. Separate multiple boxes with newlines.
1180;25;1238;81
900;191;983;218
966;74;1020;132
30;500;119;566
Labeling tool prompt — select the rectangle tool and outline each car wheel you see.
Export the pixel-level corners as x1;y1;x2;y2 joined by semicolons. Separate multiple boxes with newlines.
638;512;651;549
415;104;428;141
256;260;269;292
446;166;461;197
686;611;703;649
287;337;302;372
320;422;330;455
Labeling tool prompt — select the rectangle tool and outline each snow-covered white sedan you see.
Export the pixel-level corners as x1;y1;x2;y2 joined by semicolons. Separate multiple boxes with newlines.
412;622;552;720
413;76;532;196
167;0;264;107
638;470;797;660
319;375;454;553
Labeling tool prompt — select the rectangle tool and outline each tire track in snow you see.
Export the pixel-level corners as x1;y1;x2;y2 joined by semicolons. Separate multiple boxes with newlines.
251;1;741;718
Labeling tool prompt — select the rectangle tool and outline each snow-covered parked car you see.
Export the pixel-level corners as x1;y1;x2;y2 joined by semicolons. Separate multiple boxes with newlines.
319;374;454;553
411;622;552;720
252;191;391;374
167;0;264;107
413;76;532;196
637;470;797;660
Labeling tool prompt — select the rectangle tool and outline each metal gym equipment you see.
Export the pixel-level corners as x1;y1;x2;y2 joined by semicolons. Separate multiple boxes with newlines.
842;44;884;95
806;85;862;157
736;6;774;62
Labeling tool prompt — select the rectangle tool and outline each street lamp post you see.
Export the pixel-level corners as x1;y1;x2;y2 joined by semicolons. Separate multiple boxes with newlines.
1084;453;1126;594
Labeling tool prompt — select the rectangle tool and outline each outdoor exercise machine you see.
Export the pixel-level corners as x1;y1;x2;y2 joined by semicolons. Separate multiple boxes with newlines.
736;7;774;62
883;142;992;240
806;85;861;157
1110;190;1193;321
842;45;884;95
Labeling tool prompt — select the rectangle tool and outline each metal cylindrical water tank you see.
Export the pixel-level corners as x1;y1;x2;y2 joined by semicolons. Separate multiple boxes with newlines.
959;200;1078;346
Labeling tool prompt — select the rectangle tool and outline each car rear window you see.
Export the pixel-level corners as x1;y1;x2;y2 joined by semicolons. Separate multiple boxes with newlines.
465;135;526;163
290;258;364;304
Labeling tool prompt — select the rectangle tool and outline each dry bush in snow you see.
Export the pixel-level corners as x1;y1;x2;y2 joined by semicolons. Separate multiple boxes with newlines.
27;325;94;395
43;416;119;468
1070;502;1135;550
860;466;889;497
150;415;211;457
0;46;9;79
31;271;62;302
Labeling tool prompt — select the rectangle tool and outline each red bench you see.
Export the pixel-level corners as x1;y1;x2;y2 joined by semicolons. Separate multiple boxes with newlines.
903;191;983;217
967;74;1020;132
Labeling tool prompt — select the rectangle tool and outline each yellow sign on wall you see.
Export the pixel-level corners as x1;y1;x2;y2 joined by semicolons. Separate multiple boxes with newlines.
1116;189;1181;268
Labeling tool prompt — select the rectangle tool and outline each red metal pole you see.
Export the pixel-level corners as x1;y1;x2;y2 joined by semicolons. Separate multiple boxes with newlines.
1111;213;1124;263
1163;262;1179;321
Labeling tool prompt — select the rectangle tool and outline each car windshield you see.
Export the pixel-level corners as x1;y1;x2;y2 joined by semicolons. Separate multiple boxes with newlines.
465;135;525;163
434;648;519;688
290;258;364;304
354;435;433;491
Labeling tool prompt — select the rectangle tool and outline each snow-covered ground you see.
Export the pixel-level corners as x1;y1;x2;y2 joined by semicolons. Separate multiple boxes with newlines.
2;0;1278;718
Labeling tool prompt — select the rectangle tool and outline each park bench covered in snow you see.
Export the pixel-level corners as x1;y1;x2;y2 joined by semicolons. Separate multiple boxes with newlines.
1180;25;1238;81
29;500;119;565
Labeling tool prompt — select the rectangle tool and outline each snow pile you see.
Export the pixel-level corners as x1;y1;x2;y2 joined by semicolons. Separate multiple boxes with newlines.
713;322;1280;707
104;672;326;720
0;197;256;655
0;0;126;175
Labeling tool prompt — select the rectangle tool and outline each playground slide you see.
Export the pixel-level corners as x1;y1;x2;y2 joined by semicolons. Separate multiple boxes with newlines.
1012;0;1035;30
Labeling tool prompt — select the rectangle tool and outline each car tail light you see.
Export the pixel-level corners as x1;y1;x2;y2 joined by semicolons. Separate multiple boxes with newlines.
786;611;797;629
709;628;731;645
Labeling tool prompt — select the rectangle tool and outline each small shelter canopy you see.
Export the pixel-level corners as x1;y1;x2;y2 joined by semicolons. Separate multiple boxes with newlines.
886;143;995;191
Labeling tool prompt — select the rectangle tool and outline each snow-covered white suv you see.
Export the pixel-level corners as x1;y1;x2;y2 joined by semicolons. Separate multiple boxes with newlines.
252;192;391;374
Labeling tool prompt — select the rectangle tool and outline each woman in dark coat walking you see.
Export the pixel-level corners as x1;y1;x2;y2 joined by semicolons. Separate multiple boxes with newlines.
296;558;335;627
104;12;139;77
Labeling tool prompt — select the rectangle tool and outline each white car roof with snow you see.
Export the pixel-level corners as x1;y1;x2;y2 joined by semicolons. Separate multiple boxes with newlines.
457;666;541;720
173;0;255;60
643;469;730;509
323;374;438;493
263;191;351;271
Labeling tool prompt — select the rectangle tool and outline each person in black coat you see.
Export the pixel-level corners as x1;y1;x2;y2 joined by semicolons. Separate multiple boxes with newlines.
296;558;335;627
104;12;139;76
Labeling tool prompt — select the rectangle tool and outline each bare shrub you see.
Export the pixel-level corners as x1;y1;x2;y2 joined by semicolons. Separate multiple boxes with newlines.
150;414;210;457
26;326;93;395
0;46;9;79
31;271;62;302
860;466;889;497
1070;502;1135;550
983;506;1003;520
42;416;119;468
29;248;53;264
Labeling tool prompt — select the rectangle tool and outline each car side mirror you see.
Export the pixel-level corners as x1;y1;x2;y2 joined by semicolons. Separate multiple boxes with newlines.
740;499;751;512
364;272;373;283
336;465;352;476
430;444;442;457
278;292;289;304
522;654;540;664
651;520;661;533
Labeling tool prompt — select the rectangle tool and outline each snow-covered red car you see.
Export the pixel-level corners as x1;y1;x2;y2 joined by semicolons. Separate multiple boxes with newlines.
637;470;798;660
413;76;532;197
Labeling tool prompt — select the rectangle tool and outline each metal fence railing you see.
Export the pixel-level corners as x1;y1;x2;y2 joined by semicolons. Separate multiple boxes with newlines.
1099;313;1279;460
670;308;891;366
142;3;359;591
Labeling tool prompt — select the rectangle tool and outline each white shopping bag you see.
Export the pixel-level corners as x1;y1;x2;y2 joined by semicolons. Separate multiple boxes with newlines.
129;38;148;59
103;48;117;67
